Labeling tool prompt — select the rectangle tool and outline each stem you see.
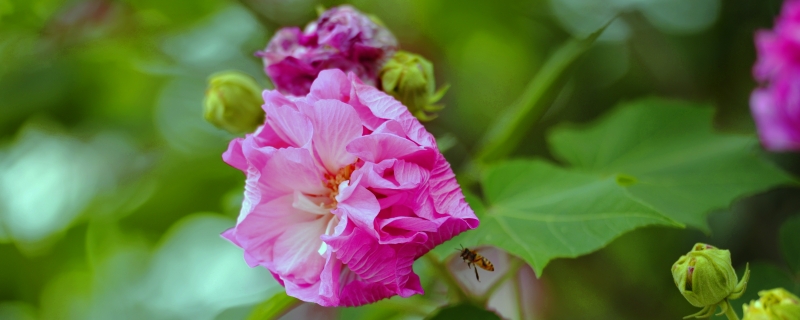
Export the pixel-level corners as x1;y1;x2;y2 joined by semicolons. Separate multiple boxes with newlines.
472;23;610;166
723;300;740;320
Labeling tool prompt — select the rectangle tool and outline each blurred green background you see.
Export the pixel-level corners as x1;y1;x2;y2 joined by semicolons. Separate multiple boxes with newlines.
0;0;798;319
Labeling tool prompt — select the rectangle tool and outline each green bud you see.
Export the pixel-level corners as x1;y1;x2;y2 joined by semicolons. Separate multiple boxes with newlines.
380;51;449;121
203;71;265;134
672;243;750;318
743;288;800;320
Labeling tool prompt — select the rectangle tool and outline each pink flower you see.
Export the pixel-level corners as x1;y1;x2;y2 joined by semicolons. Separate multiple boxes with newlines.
221;69;478;307
258;5;398;96
752;0;800;151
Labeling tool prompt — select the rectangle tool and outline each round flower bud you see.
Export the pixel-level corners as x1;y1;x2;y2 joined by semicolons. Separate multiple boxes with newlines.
672;243;750;311
743;288;800;320
203;71;265;134
379;51;448;121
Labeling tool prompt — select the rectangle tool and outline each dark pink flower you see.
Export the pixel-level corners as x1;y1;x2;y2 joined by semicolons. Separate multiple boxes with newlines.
752;0;800;151
221;69;478;306
258;5;398;96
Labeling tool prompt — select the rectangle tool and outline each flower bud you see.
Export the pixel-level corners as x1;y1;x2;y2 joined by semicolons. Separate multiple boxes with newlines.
672;243;750;318
203;71;265;134
379;51;449;121
742;288;800;320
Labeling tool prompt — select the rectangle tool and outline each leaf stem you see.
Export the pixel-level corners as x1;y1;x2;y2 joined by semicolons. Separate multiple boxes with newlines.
723;300;740;320
472;22;610;167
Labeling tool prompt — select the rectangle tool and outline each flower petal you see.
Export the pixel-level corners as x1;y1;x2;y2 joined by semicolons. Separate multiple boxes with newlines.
272;217;330;283
334;184;380;237
354;83;409;120
222;138;247;171
323;225;423;306
346;133;423;164
308;69;352;103
308;99;363;173
230;194;318;269
260;147;327;196
265;103;314;148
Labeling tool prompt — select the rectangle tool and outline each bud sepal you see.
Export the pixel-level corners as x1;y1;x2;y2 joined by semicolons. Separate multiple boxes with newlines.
672;243;751;319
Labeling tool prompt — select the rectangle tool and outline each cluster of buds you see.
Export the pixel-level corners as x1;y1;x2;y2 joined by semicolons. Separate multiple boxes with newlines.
672;243;750;319
204;5;449;135
742;288;800;320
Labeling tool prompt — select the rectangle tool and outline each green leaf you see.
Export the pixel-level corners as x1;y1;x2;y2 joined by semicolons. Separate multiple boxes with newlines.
473;159;680;275
780;215;800;275
548;98;794;230
246;292;301;320
426;303;502;320
474;21;611;164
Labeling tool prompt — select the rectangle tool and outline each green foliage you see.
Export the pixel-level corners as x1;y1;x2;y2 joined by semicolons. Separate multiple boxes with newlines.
247;292;300;320
475;21;610;164
1;0;799;319
460;98;794;276
425;303;502;320
470;159;679;275
549;98;794;230
780;215;800;275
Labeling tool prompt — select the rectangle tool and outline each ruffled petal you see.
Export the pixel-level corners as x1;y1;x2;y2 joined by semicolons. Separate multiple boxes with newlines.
308;69;352;103
272;217;330;283
260;147;327;196
264;102;314;148
376;215;435;244
308;99;363;173
323;225;423;306
230;194;318;269
346;133;423;164
354;83;410;121
222;138;247;171
334;184;380;237
428;153;478;221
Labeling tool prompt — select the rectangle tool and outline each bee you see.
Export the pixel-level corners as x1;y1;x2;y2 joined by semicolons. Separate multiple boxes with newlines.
456;245;494;281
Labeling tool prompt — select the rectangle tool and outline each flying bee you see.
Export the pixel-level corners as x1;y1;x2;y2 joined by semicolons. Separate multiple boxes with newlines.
456;245;494;282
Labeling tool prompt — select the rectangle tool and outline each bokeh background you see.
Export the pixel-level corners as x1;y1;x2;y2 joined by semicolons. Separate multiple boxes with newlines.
1;0;798;319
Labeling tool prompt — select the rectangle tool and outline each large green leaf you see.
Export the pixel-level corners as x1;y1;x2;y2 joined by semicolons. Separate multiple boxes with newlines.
471;160;680;275
548;98;794;229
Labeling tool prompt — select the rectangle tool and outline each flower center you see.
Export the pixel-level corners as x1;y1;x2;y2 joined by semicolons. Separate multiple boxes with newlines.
324;163;356;204
313;163;357;256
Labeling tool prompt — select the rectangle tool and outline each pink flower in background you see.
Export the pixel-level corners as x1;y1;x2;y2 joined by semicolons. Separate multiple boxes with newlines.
752;0;800;151
258;5;398;96
221;69;478;306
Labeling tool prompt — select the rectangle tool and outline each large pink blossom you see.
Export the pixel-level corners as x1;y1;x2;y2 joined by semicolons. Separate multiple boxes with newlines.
258;5;398;96
752;0;800;151
221;69;478;306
